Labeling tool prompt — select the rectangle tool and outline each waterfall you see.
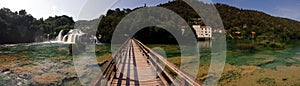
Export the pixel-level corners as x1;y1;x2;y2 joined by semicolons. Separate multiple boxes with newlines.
52;29;85;44
62;35;68;42
56;30;64;42
53;29;102;44
65;29;84;43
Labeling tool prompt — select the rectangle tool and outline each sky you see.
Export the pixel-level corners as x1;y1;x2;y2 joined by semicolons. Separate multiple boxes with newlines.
0;0;299;21
212;0;300;21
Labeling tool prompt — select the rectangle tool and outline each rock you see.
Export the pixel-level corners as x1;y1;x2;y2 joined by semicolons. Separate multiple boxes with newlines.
3;70;11;75
33;72;62;85
282;78;287;81
18;74;31;79
17;82;22;85
61;60;71;64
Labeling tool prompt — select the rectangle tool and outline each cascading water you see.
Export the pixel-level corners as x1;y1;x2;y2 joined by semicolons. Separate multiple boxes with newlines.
53;29;85;44
56;30;64;42
52;29;102;44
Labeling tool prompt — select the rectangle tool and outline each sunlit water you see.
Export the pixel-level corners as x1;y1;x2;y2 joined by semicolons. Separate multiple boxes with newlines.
1;40;300;85
0;43;107;85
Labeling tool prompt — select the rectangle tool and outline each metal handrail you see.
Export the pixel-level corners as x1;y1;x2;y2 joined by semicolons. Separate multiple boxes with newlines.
133;38;202;86
91;39;131;86
92;38;202;86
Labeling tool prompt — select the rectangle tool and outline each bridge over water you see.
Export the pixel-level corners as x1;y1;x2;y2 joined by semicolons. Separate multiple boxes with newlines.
91;39;202;86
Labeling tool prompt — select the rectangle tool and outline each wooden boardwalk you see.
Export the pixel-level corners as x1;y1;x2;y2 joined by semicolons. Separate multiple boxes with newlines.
92;39;202;86
111;40;163;86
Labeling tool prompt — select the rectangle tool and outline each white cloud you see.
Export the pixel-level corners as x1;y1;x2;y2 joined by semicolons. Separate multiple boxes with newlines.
45;5;74;20
77;0;120;20
50;6;58;16
0;0;85;20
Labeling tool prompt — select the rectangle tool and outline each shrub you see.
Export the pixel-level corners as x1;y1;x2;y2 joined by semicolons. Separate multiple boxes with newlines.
235;43;256;52
68;43;86;56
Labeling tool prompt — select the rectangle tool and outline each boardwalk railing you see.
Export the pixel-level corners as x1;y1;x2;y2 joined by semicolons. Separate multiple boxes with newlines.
92;38;202;86
133;39;202;86
91;39;131;86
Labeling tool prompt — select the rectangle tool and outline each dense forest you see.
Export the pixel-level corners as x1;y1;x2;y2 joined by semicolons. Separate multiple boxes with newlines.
215;4;300;41
1;0;300;44
95;0;300;43
0;8;74;44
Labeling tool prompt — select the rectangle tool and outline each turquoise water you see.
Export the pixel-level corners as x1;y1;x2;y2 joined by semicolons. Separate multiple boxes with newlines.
226;40;300;69
148;40;300;69
0;43;110;85
1;41;300;85
0;43;69;57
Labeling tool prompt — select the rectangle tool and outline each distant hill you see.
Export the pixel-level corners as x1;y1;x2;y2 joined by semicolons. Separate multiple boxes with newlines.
159;1;300;40
214;3;300;40
2;0;298;44
92;0;300;43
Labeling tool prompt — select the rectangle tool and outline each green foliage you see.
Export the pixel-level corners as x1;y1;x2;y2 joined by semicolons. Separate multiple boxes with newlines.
257;77;276;85
268;42;285;49
258;41;285;50
44;15;74;38
93;1;300;44
135;27;178;44
68;44;72;55
216;4;300;41
235;43;256;52
96;8;131;43
0;8;74;44
219;70;241;82
2;0;300;44
68;43;86;56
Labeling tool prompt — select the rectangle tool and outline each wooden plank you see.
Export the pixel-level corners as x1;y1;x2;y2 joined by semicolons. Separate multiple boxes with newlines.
157;72;169;86
94;38;202;86
91;39;131;86
110;39;163;86
133;39;203;86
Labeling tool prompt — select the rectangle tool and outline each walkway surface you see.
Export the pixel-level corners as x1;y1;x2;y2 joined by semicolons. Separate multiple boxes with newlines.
111;40;163;86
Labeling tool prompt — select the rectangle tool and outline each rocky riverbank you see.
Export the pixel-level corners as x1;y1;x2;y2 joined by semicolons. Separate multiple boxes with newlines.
0;55;80;85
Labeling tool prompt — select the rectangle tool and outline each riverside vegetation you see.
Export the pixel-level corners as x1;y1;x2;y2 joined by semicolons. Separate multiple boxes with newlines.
1;0;300;85
0;44;111;85
149;40;300;86
1;0;300;44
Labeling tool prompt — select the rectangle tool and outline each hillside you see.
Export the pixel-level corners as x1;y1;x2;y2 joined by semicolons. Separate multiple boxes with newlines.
94;0;300;43
156;1;300;40
215;4;300;40
1;0;300;44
